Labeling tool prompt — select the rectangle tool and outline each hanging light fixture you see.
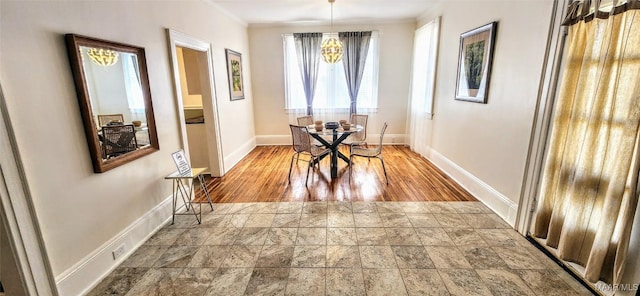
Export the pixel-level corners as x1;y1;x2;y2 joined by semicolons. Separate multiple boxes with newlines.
87;47;119;66
320;0;343;64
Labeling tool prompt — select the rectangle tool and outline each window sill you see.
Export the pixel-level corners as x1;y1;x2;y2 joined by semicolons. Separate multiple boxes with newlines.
284;108;378;114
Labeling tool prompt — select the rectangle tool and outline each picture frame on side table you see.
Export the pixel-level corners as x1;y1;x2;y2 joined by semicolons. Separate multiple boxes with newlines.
171;149;191;175
225;48;245;101
455;22;497;103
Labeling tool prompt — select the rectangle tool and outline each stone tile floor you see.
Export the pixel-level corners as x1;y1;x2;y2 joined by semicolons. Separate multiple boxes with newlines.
88;201;595;295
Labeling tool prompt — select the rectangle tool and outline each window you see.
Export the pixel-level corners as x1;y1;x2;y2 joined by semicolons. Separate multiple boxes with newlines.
122;53;146;116
283;32;379;111
409;18;439;117
408;17;439;158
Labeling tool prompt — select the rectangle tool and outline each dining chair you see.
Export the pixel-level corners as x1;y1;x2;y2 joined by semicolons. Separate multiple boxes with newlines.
288;124;331;186
297;115;325;147
349;122;388;184
97;114;125;127
101;124;138;159
342;114;368;147
297;115;314;126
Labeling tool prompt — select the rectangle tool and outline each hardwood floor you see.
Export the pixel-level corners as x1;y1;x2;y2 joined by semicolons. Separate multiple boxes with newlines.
197;145;476;202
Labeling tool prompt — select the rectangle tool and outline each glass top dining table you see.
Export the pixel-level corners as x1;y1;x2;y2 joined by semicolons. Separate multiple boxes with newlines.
306;124;363;179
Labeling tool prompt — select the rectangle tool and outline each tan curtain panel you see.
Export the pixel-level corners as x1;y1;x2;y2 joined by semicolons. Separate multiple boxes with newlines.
533;1;640;285
563;0;640;25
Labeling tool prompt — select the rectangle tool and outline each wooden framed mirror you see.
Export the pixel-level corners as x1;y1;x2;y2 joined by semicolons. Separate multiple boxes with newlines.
65;34;159;173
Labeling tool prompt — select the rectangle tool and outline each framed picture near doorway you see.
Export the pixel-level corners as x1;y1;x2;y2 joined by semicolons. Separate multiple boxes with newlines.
455;22;497;103
225;49;245;101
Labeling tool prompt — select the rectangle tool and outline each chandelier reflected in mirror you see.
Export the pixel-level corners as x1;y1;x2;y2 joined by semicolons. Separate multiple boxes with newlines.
87;47;119;66
320;0;343;64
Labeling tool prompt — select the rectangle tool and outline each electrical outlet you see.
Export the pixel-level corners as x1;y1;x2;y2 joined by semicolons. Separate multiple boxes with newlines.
112;244;126;260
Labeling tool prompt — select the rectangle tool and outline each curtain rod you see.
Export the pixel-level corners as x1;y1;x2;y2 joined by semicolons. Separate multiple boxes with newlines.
281;30;382;37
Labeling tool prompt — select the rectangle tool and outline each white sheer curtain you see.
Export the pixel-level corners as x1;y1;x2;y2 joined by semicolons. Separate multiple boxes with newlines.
122;53;146;122
313;39;351;124
407;17;440;157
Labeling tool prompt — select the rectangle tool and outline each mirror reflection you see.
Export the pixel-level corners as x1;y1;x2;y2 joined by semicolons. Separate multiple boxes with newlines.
66;34;159;173
79;46;151;159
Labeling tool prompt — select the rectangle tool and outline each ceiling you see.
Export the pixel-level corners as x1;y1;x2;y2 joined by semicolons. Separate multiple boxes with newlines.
209;0;440;26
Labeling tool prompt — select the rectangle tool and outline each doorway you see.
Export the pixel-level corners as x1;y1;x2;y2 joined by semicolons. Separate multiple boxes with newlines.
0;83;57;295
167;29;224;177
1;210;27;296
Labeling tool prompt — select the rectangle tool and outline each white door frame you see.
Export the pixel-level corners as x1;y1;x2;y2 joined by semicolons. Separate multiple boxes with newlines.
166;29;225;176
515;0;568;234
0;83;58;295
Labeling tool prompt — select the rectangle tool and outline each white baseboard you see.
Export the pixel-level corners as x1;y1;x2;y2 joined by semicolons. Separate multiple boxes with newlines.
255;134;407;146
223;137;256;172
255;135;290;146
55;195;174;296
426;148;518;227
384;134;406;145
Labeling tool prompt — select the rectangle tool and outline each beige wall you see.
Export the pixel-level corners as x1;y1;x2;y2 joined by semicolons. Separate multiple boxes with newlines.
176;47;204;108
0;0;254;281
249;22;414;140
419;0;554;204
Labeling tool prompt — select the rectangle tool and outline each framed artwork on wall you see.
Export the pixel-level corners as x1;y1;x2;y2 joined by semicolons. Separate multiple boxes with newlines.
455;22;497;103
225;49;245;101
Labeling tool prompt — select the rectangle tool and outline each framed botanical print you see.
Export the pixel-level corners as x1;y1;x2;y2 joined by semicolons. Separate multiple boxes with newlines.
225;49;244;101
455;22;497;103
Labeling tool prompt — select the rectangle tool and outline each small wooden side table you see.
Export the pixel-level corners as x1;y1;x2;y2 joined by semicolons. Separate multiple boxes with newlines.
164;167;214;224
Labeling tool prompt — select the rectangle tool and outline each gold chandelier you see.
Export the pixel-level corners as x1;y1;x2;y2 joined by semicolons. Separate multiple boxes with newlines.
320;0;343;64
87;47;119;66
